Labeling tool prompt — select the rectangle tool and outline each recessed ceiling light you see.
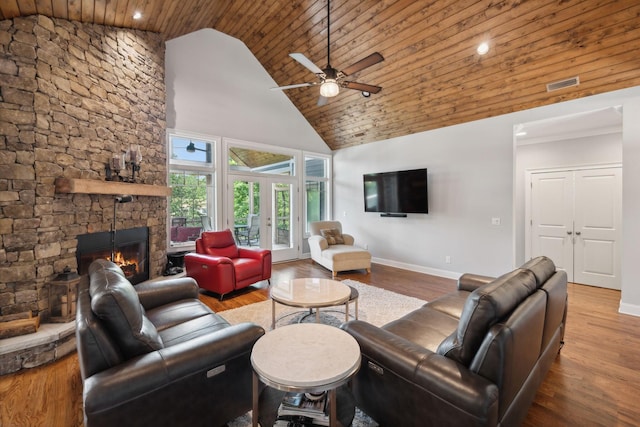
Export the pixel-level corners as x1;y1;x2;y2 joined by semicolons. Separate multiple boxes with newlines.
477;42;489;55
133;11;142;20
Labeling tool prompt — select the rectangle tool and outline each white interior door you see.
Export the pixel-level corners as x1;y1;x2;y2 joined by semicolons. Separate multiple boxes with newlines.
528;167;621;289
573;168;621;288
530;171;575;279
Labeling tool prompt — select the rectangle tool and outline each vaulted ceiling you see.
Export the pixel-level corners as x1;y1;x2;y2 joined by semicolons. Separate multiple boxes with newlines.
2;1;639;151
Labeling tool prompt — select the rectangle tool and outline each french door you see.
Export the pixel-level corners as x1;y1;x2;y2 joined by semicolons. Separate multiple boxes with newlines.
228;175;298;262
527;167;621;289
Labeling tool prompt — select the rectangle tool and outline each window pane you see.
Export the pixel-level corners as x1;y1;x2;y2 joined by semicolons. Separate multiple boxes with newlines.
228;146;294;175
306;180;326;231
171;137;213;164
305;156;327;177
169;171;212;245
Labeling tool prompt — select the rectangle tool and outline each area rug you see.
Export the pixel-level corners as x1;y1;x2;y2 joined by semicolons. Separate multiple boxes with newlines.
220;279;427;330
222;279;427;427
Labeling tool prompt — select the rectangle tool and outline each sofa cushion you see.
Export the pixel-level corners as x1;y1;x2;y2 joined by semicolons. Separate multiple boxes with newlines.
320;228;345;245
89;261;164;359
426;290;472;320
383;305;460;352
437;269;537;366
145;299;214;332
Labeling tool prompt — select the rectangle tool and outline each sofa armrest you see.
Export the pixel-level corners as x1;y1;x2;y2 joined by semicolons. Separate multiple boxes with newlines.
185;252;233;266
136;277;199;310
308;235;328;251
83;322;265;415
341;320;498;419
341;233;355;245
457;273;495;291
238;247;270;261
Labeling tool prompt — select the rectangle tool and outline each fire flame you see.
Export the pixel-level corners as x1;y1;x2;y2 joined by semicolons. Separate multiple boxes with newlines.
109;251;139;277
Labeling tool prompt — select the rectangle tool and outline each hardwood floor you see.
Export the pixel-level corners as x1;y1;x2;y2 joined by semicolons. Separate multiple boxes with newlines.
2;259;638;426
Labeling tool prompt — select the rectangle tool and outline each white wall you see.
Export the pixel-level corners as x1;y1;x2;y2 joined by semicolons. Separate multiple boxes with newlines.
165;29;330;154
334;86;640;315
334;118;514;278
514;133;623;264
621;98;640;316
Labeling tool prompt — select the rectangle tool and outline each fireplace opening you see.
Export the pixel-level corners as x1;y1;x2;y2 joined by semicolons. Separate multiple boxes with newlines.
77;226;149;284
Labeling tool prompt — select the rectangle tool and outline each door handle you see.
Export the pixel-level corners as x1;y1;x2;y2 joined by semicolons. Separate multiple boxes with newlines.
567;231;573;235
575;231;581;235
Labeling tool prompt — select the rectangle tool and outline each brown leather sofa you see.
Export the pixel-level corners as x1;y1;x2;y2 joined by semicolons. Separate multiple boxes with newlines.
76;259;265;427
341;256;567;427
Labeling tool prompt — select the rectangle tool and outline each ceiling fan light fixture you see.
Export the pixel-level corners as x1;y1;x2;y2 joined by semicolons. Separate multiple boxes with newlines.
320;79;340;97
361;91;371;98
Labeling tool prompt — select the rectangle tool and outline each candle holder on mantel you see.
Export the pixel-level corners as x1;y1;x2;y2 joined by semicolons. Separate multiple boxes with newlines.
48;267;80;323
105;153;125;181
124;144;142;183
105;145;142;183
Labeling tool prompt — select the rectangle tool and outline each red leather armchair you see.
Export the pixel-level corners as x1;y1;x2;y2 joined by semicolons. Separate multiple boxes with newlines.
185;229;271;299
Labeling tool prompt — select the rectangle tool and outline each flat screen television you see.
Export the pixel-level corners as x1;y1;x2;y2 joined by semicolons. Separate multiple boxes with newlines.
363;168;428;215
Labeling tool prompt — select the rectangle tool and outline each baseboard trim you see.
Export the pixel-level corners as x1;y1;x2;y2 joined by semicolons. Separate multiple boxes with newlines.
618;302;640;317
371;257;461;280
296;253;461;279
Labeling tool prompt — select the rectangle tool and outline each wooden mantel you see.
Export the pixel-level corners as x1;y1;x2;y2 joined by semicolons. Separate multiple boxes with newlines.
55;178;172;197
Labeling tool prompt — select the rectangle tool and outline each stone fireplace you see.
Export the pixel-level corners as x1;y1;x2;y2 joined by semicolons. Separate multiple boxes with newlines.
0;15;168;321
77;226;150;285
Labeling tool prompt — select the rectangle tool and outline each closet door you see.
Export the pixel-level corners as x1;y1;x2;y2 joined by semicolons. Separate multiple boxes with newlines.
530;171;575;280
529;167;621;289
572;168;621;289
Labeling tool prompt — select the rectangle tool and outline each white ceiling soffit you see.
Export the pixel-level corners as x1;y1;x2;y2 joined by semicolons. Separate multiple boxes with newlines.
515;106;622;146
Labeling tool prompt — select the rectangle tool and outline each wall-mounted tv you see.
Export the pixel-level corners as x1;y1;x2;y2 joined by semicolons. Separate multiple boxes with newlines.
363;168;428;216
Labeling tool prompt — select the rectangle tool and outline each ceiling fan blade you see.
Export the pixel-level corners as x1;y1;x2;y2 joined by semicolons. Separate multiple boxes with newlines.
343;81;382;94
270;82;315;91
290;53;324;75
317;95;328;106
341;52;384;76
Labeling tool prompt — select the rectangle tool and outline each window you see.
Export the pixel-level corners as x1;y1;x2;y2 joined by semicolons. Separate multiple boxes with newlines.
168;133;216;247
228;146;294;175
304;155;330;234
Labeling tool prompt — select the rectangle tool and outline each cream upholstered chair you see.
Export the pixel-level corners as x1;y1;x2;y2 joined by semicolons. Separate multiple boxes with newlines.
308;221;371;278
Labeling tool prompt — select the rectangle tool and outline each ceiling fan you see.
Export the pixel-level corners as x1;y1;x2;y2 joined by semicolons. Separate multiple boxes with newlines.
271;0;384;106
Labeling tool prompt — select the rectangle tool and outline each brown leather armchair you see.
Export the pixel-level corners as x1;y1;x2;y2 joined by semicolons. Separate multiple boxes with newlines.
76;259;265;427
185;229;271;299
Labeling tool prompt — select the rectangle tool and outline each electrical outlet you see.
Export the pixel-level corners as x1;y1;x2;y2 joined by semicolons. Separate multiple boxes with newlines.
363;243;368;250
491;217;501;226
445;255;451;264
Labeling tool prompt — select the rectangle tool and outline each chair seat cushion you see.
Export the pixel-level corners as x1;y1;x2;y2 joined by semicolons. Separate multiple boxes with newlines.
321;245;371;262
232;258;263;281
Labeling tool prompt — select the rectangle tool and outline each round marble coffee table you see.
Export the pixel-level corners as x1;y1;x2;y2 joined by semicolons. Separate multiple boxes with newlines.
251;323;361;427
270;277;351;329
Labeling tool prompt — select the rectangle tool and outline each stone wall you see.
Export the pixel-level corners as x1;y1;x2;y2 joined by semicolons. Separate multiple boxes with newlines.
0;16;167;318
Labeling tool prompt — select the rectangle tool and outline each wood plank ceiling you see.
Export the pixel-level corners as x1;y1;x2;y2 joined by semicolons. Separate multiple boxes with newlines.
2;1;640;151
